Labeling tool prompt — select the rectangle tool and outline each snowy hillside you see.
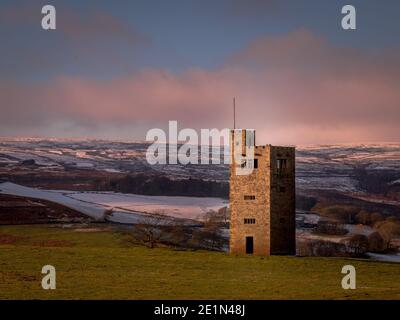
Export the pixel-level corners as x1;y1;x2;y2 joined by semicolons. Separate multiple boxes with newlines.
1;138;400;193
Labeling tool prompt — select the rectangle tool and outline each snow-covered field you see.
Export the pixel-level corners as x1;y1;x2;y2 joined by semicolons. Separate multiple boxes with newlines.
0;182;106;220
65;191;228;221
2;181;399;262
0;182;227;224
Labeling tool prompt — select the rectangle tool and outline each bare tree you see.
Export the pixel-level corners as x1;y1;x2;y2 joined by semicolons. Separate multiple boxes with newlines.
130;213;193;249
131;215;172;248
217;206;230;225
204;207;230;226
189;213;226;251
203;221;225;250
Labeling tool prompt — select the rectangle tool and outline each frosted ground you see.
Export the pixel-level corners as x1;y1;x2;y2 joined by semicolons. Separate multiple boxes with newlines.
0;182;227;225
66;191;227;221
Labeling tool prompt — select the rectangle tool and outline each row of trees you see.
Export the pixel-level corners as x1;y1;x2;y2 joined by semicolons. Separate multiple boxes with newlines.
311;202;400;226
312;204;359;224
350;215;400;252
303;216;400;257
355;210;384;226
346;233;384;256
102;174;229;198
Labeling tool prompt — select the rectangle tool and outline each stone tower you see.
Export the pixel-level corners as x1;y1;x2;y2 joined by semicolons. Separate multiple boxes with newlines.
229;129;296;255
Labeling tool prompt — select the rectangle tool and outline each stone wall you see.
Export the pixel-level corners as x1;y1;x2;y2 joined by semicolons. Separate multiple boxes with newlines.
269;146;296;255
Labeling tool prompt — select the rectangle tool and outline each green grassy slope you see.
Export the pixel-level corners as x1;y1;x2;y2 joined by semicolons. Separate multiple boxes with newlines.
0;225;399;300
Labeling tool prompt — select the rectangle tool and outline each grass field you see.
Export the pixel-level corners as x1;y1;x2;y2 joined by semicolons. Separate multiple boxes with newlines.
0;224;399;300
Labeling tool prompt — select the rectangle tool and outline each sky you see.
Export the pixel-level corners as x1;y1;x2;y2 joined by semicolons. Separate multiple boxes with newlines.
1;0;400;145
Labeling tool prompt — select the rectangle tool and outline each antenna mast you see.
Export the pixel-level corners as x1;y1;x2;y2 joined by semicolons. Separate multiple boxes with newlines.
233;97;236;129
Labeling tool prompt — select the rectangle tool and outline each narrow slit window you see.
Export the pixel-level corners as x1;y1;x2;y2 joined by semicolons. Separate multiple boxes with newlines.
277;159;287;173
244;218;256;224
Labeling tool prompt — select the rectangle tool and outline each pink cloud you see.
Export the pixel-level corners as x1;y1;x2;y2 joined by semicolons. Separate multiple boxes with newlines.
1;29;400;144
